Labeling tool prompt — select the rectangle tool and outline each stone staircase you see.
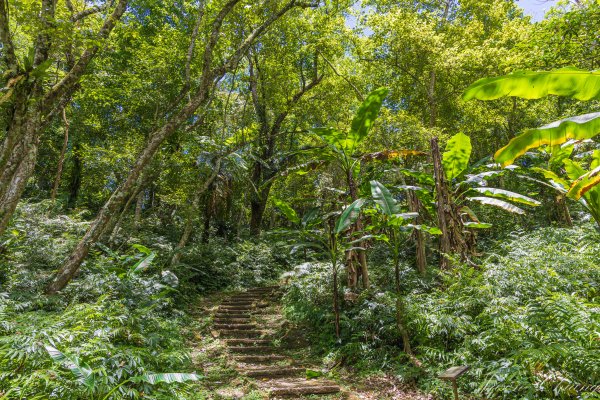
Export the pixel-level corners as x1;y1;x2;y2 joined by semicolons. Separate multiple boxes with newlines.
214;286;341;398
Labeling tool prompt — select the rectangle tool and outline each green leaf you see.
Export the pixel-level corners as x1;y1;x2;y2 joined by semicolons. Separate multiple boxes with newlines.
548;144;574;169
335;199;365;234
463;68;600;101
306;369;323;379
407;224;442;235
273;199;300;224
468;196;525;214
362;149;426;162
463;221;493;229
460;206;480;222
133;373;201;385
563;159;586;181
464;170;505;184
470;187;541;206
442;132;472;180
495;112;600;167
388;212;418;227
370;180;399;216
313;127;347;151
531;167;570;189
591;150;600;170
132;244;152;255
45;346;94;387
348;87;389;148
133;252;156;272
301;207;321;228
566;165;600;200
30;59;53;78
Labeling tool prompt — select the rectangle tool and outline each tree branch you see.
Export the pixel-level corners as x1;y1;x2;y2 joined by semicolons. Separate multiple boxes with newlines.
318;50;364;101
71;2;113;23
215;0;312;77
185;1;205;86
201;0;242;79
270;72;323;138
0;0;17;72
33;0;56;68
42;0;128;113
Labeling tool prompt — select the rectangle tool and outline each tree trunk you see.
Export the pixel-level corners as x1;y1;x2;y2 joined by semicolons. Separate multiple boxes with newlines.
346;169;370;289
171;217;194;266
408;191;426;275
67;142;82;209
134;190;144;230
555;194;573;227
431;137;469;269
0;129;40;234
345;251;358;289
51;108;70;202
0;0;129;235
249;199;265;236
108;184;144;243
45;0;314;294
202;190;213;244
249;187;271;236
333;262;340;339
171;158;222;266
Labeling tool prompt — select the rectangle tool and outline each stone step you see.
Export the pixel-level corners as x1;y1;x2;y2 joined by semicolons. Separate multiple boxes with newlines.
214;318;252;324
227;346;275;354
214;323;257;330
219;305;254;310
217;309;254;315
247;285;279;291
235;354;287;363
242;366;304;379
217;310;254;316
219;329;265;338
214;316;251;322
225;338;272;346
262;379;340;397
214;312;251;319
244;290;277;295
221;301;255;305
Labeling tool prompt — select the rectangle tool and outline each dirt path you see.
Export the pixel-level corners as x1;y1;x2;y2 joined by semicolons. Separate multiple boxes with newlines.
213;286;343;399
190;286;430;399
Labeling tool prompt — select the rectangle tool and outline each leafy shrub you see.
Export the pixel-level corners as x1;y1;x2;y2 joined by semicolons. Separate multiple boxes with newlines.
0;204;201;399
283;224;600;399
178;238;288;292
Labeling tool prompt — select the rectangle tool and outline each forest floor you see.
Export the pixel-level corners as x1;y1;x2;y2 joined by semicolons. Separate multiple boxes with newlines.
188;286;431;400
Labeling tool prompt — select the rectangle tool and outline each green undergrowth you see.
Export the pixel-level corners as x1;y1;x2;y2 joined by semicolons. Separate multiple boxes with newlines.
0;203;284;399
282;224;600;399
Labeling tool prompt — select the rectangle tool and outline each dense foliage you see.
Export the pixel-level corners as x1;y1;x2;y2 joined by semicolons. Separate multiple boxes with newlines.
284;225;600;398
1;0;599;399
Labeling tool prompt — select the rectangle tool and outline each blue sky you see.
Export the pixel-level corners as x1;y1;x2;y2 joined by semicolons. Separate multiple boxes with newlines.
518;0;559;21
346;1;562;28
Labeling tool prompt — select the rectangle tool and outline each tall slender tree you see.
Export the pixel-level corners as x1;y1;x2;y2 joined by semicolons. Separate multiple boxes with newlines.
46;0;319;293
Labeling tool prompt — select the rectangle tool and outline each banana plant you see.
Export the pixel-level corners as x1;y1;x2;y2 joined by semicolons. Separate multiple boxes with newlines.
45;345;200;399
531;146;600;227
310;87;389;289
273;197;366;338
463;67;600;226
367;180;438;360
420;133;541;231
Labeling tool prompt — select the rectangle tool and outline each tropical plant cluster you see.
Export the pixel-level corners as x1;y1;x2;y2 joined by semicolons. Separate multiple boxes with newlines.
1;0;599;399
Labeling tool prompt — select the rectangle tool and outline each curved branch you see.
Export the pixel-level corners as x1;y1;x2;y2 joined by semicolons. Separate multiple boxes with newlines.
71;2;113;23
42;0;128;112
318;51;363;101
215;0;314;77
0;0;17;72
